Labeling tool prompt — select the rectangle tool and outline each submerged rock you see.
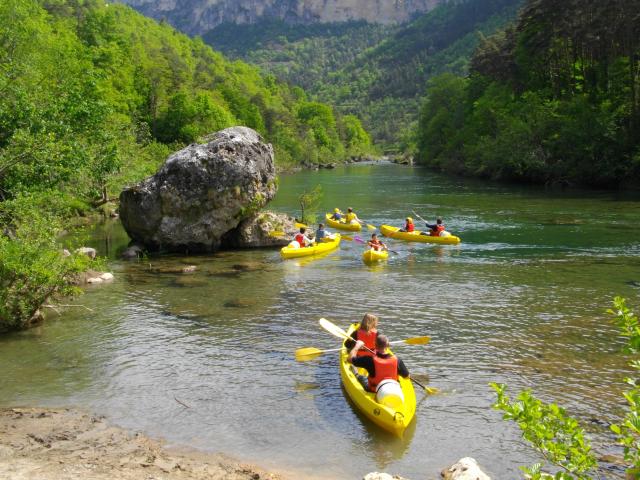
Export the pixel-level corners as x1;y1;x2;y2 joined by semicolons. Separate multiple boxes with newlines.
119;127;276;253
121;244;145;260
222;211;297;248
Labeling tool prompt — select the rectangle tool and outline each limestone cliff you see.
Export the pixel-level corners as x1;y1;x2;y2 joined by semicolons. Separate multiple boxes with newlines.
118;0;442;35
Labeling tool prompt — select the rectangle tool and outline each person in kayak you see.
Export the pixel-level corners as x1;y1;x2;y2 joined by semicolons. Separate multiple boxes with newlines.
345;207;363;225
347;334;410;392
316;223;334;241
330;208;343;221
421;217;445;236
293;227;314;247
368;233;387;252
344;313;379;356
399;217;415;232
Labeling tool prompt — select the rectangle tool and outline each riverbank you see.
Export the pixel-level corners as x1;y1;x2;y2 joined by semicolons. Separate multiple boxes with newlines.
0;407;280;480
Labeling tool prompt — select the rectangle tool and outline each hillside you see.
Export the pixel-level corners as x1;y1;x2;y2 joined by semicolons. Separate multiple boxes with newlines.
117;0;441;35
204;0;524;148
416;0;640;188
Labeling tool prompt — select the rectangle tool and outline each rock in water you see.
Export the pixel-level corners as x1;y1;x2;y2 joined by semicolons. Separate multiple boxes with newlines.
222;211;298;248
119;127;276;253
441;457;490;480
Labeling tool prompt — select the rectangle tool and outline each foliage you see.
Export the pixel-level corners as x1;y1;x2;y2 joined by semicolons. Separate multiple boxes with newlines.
0;0;371;206
490;383;598;479
416;0;640;188
203;0;523;148
298;185;323;225
0;193;91;332
609;297;640;477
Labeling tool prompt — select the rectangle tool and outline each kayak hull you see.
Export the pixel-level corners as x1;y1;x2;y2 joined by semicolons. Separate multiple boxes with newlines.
380;225;461;245
325;213;362;232
362;248;388;264
280;234;341;259
340;324;416;437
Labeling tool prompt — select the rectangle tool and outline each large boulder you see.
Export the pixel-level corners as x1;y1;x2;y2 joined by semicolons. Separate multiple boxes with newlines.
119;127;276;253
222;211;298;249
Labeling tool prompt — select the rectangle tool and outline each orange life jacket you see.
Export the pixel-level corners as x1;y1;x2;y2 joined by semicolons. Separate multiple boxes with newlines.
356;328;377;356
430;224;445;237
368;354;398;392
405;222;414;232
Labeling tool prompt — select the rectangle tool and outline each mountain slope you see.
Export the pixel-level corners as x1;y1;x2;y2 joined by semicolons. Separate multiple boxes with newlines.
204;0;524;147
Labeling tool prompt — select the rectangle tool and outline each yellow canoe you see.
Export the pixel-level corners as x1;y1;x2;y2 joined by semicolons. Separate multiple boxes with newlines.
340;324;416;437
325;213;362;232
380;225;461;245
362;248;388;264
280;234;341;259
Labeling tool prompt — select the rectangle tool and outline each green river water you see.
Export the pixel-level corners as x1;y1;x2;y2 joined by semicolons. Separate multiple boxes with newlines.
1;163;640;478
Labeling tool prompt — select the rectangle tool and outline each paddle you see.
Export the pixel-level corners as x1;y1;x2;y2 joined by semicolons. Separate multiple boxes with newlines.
295;222;308;229
295;336;430;361
268;231;285;237
412;210;428;224
318;318;437;395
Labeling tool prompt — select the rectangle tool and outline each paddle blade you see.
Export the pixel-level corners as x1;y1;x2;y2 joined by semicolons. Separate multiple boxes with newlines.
268;231;284;237
366;224;377;230
319;318;350;340
295;347;324;361
404;336;430;345
295;222;308;229
425;386;440;395
353;236;366;244
342;235;353;241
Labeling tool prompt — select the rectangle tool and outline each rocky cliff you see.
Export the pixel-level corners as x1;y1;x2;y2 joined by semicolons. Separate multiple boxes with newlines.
118;0;441;35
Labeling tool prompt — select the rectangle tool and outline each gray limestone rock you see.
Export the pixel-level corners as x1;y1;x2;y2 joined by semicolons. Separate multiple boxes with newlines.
119;127;276;253
222;211;298;249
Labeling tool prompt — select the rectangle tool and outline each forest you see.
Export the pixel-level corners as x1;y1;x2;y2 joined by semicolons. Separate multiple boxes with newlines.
0;0;372;331
416;0;640;187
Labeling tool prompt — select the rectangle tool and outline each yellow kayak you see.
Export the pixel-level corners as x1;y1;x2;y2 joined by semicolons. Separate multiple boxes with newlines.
325;213;362;232
340;324;416;437
280;234;341;259
362;248;388;264
380;225;461;245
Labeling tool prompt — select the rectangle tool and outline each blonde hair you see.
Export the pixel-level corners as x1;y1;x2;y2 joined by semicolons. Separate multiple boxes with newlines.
361;313;379;332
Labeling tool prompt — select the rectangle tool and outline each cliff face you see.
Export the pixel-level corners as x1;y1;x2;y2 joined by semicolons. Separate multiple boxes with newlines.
119;0;442;34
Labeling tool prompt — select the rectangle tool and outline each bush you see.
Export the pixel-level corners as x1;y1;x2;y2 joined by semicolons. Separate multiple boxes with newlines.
0;194;91;332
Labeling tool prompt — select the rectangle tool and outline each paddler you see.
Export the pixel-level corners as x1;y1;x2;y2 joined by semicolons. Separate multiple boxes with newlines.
421;217;446;237
293;227;314;248
367;233;387;252
399;217;415;232
347;334;410;393
330;208;343;221
344;313;379;356
316;223;334;241
345;207;363;225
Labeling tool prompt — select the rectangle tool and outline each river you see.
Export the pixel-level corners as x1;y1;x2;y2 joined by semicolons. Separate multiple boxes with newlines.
1;163;639;478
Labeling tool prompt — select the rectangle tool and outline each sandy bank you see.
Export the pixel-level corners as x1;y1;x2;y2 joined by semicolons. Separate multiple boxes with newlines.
0;407;280;480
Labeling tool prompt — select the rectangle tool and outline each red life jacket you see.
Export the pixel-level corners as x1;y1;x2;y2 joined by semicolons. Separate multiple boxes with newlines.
368;354;398;392
406;222;415;232
430;224;445;237
356;328;377;357
294;233;306;245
